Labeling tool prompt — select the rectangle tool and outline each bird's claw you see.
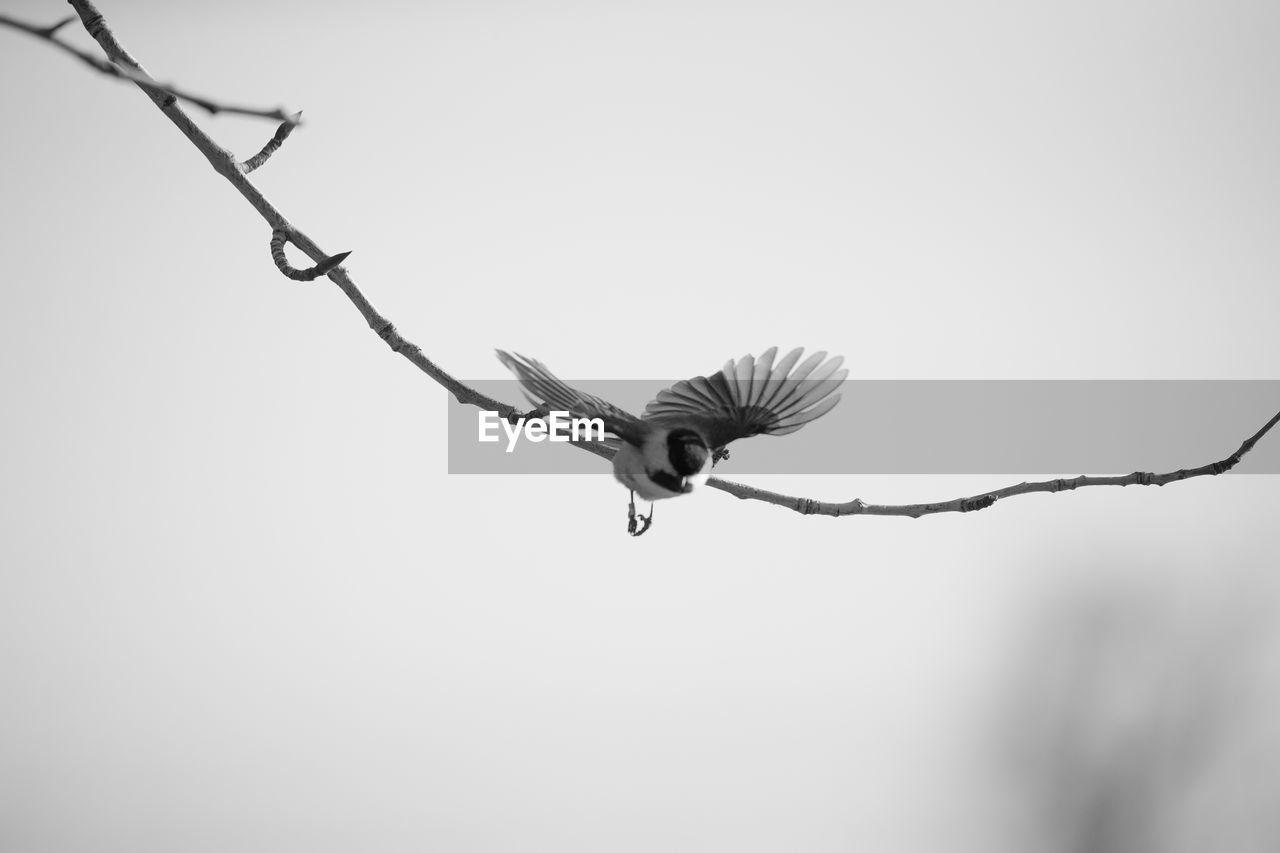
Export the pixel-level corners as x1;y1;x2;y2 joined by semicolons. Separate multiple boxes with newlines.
628;512;653;537
627;491;653;537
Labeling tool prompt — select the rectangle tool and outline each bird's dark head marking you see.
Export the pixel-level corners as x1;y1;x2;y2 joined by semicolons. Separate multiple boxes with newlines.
667;428;710;476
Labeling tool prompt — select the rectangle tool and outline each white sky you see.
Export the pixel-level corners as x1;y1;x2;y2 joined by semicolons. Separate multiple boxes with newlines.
3;1;1280;851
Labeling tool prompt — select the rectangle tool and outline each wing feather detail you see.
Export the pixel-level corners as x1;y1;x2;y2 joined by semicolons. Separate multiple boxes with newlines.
643;347;847;449
754;346;806;414
495;351;649;445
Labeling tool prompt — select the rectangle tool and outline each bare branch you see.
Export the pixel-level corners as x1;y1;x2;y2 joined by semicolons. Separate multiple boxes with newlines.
12;1;1279;527
706;408;1280;518
0;10;296;124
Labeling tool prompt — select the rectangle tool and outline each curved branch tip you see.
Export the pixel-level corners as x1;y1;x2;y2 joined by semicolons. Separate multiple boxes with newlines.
269;229;350;282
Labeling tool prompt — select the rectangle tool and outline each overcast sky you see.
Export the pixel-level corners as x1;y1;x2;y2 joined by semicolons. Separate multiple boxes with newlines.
3;1;1280;851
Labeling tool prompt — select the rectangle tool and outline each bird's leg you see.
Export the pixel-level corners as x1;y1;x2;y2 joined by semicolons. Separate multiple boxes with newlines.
627;491;653;537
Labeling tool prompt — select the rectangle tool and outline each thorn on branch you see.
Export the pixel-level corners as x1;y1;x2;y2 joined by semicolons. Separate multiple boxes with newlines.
270;228;350;281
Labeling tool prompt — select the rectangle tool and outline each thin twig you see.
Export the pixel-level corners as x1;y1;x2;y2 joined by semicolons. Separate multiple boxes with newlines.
705;408;1280;518
15;1;1280;525
0;11;297;124
243;113;302;172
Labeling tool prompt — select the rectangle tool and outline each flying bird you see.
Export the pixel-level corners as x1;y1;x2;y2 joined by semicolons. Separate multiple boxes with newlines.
496;347;847;535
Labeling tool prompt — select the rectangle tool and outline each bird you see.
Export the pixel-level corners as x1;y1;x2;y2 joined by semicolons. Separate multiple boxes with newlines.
496;347;848;535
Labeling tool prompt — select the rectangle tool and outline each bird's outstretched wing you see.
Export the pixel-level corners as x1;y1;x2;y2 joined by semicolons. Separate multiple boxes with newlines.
642;347;847;451
496;350;650;446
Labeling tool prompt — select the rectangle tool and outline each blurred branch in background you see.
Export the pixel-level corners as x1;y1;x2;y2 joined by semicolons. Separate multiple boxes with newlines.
0;11;297;123
1001;573;1280;853
3;2;1277;524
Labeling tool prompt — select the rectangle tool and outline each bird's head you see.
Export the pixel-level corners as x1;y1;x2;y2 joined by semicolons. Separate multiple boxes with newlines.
666;428;710;478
